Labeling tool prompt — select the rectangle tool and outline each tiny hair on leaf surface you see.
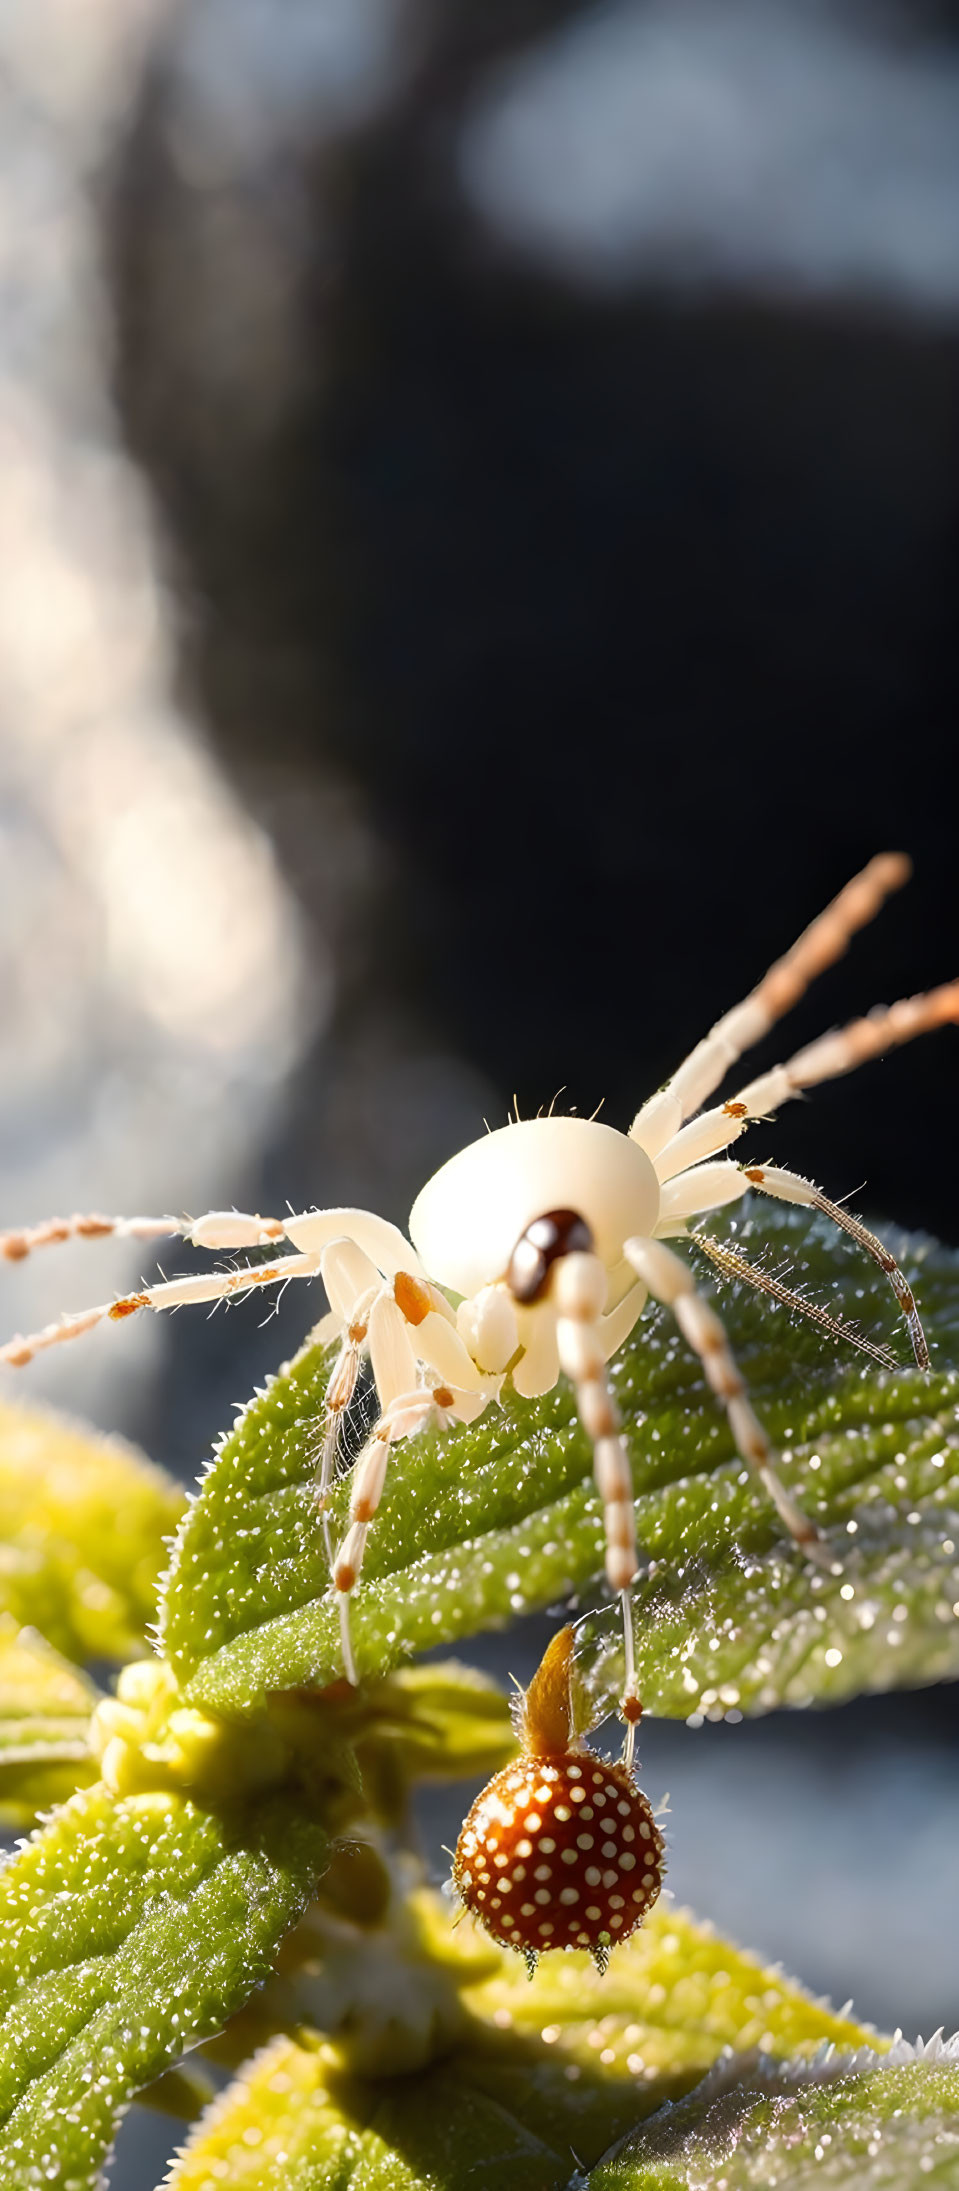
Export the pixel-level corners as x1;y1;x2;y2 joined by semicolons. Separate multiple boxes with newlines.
0;1780;329;2191
160;1203;959;1721
0;1397;185;1664
587;2034;959;2190
165;1890;876;2191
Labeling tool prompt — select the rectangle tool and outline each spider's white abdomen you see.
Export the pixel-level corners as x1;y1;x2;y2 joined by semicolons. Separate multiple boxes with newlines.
408;1116;660;1305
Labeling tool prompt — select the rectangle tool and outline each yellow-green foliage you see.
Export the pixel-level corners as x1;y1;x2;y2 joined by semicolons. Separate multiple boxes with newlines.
0;1398;184;1662
0;1209;957;2189
167;1894;876;2189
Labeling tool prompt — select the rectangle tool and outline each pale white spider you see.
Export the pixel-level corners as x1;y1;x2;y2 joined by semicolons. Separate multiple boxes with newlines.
2;853;957;1758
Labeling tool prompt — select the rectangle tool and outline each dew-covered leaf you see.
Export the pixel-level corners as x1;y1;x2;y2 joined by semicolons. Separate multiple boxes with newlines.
160;1207;959;1720
0;1615;99;1826
0;1398;185;1664
0;1779;329;2191
166;1891;873;2190
587;2033;959;2190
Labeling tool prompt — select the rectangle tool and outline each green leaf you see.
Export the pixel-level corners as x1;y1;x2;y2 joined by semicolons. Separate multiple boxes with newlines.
0;1779;329;2191
166;1893;874;2189
161;1207;959;1720
587;2034;959;2189
0;1615;99;1826
0;1399;185;1664
327;1662;515;1830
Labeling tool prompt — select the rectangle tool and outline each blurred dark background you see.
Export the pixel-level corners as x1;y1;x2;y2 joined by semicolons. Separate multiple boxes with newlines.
1;4;958;2176
109;0;959;1236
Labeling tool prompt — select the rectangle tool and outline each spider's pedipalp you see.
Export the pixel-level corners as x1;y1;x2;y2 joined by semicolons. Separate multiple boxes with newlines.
631;851;911;1151
401;1304;494;1394
623;1234;826;1564
456;1286;519;1375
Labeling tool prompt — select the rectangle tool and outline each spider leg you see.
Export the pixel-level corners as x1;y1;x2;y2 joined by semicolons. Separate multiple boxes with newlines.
653;977;959;1182
0;1209;295;1263
656;1161;750;1225
732;982;959;1124
312;1241;385;1566
599;1281;648;1363
323;1268;503;1683
552;1252;644;1766
739;1165;929;1370
332;1282;441;1685
690;1229;899;1371
623;1235;828;1567
0;1213;186;1262
657;1155;921;1365
0;1252;322;1367
285;1209;427;1281
0;1205;423;1372
632;853;910;1154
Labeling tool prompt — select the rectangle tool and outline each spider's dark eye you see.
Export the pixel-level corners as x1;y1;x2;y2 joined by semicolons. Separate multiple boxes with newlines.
507;1208;594;1304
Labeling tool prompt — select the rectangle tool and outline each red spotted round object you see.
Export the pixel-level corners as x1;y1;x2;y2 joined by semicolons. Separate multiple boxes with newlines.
452;1627;664;1972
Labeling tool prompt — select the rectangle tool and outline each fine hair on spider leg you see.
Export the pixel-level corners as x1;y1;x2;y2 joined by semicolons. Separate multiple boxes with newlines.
2;852;957;1741
738;1166;931;1370
690;1230;900;1372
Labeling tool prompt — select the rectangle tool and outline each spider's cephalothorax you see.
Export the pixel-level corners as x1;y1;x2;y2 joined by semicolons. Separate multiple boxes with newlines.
453;1626;664;1976
3;853;957;1748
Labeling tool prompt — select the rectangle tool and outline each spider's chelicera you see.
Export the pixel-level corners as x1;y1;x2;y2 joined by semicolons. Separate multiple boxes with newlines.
2;853;956;1752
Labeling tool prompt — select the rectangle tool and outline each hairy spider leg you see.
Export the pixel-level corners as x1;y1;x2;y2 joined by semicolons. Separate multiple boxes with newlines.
631;851;911;1155
0;1209;294;1264
623;1235;827;1565
690;1230;899;1372
552;1248;646;1766
656;1153;928;1367
332;1391;437;1686
0;1212;190;1262
326;1262;499;1682
0;1254;326;1368
652;981;959;1182
737;1168;930;1371
313;1240;385;1565
646;982;959;1363
0;1208;426;1368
